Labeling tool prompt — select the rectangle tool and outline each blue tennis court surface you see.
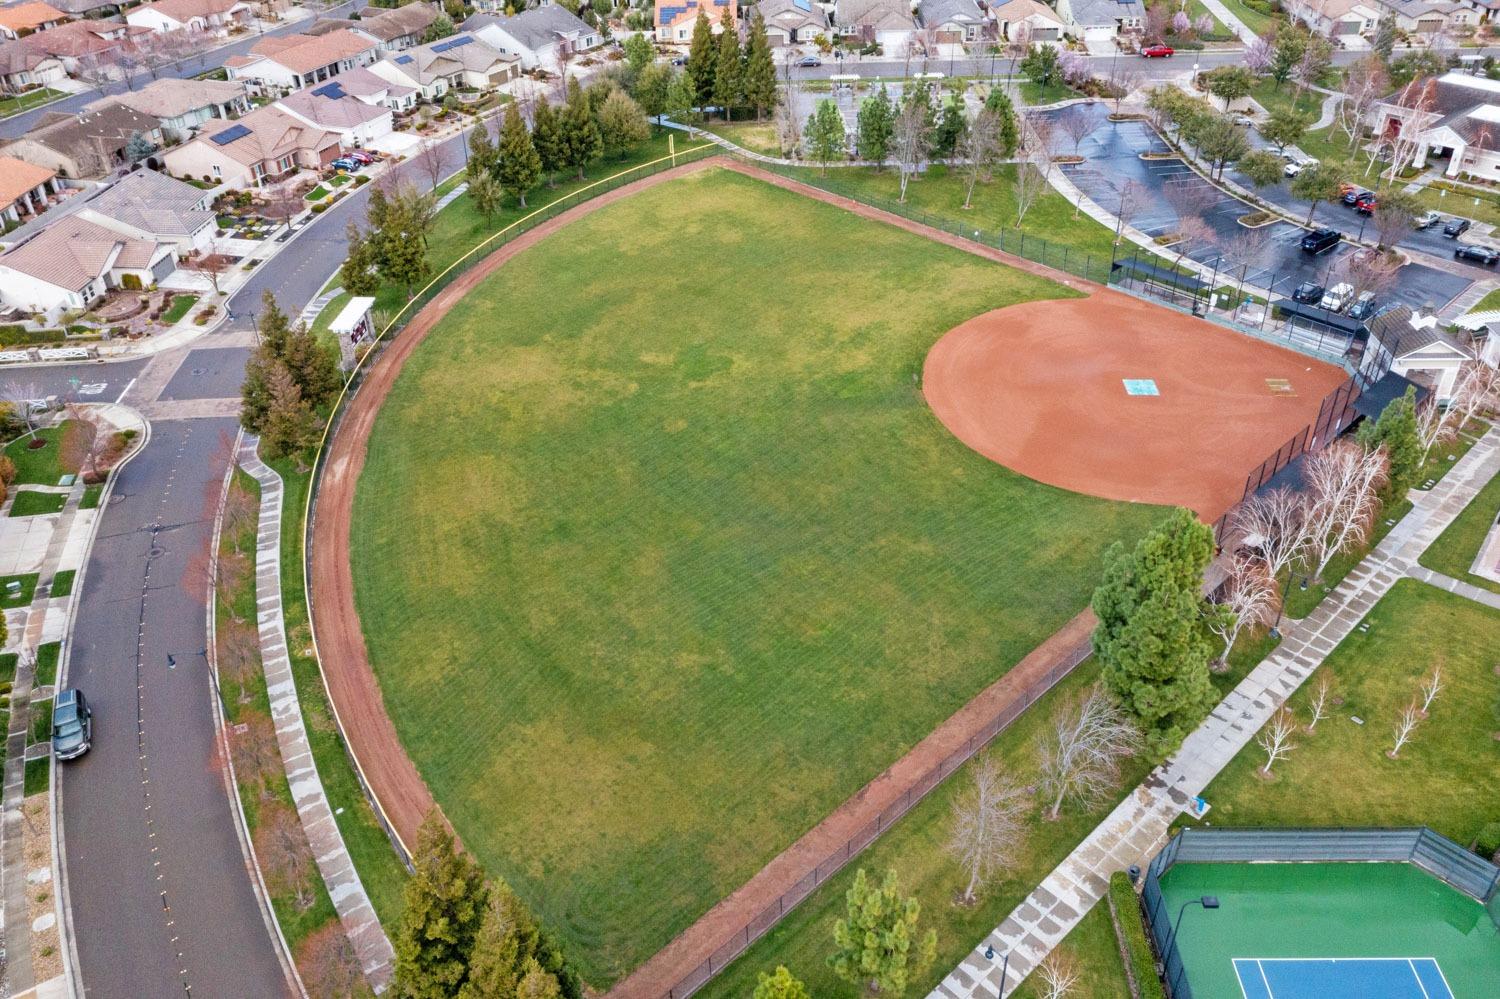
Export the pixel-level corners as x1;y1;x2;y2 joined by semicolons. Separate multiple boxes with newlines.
1122;378;1159;396
1233;957;1454;999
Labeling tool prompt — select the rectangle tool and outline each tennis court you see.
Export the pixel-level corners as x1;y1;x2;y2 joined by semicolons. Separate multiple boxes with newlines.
1233;957;1453;999
1155;862;1500;998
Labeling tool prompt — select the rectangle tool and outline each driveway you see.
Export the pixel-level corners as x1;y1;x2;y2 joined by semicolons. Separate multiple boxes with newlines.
1042;104;1473;314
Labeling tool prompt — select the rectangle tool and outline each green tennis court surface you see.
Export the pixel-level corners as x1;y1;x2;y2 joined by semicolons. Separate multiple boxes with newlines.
1158;862;1500;998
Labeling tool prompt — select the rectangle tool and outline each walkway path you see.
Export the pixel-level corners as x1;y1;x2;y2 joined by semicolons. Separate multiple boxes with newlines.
1405;564;1500;610
238;437;395;992
931;427;1500;999
1195;0;1258;43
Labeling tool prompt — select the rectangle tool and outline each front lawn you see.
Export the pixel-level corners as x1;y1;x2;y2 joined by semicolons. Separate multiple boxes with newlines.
0;88;63;117
35;641;59;687
8;490;67;517
1021;80;1078;106
0;573;38;609
1420;463;1500;595
1413;181;1500;229
350;167;1165;986
4;425;78;485
1184;580;1500;847
160;294;198;325
1217;0;1276;33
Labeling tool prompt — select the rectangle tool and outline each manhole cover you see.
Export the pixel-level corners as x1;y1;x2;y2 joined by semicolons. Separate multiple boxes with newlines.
148;546;165;559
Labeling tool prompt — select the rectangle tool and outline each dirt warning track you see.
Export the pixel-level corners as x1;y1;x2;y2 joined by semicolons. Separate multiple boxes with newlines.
922;289;1350;519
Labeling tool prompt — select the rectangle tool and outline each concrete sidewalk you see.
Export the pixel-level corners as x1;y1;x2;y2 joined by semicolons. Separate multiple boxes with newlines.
931;427;1500;999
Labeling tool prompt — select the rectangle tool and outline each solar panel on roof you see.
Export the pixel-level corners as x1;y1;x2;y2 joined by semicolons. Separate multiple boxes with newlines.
431;35;474;52
395;54;414;63
312;82;346;99
211;123;251;145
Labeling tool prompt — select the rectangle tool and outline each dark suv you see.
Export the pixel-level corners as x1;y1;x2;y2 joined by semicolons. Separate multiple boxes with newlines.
52;689;92;761
1300;228;1341;254
1292;281;1325;304
1444;217;1472;238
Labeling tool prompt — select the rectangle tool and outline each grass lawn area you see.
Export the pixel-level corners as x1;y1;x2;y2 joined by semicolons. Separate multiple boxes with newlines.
1021;80;1077;106
0;88;63;117
35;641;59;688
0;652;15;684
1414;421;1485;489
792;163;1118;265
9;490;66;517
1216;0;1276;33
49;569;74;599
350;167;1165;986
0;573;38;609
23;758;48;796
1184;579;1500;847
30;698;51;745
79;484;102;510
161;294;198;325
1249;80;1324;121
1413;182;1500;228
1283;497;1413;619
1470;287;1500;313
1182;0;1232;37
305;184;331;202
703;121;783;157
1008;899;1131;999
4;426;78;485
1420;460;1500;595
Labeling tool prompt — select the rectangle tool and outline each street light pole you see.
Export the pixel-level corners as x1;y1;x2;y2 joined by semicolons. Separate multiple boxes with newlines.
983;945;1011;999
1160;895;1220;970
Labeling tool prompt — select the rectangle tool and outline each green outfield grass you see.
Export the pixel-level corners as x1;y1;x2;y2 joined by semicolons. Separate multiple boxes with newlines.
349;167;1165;986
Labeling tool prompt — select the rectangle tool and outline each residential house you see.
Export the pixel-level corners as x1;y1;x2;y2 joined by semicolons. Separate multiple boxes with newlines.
366;33;517;102
462;6;599;71
225;28;378;95
2;103;165;178
95;77;248;142
655;0;733;43
1280;0;1382;39
313;65;418;113
0;2;67;41
1056;0;1144;52
126;0;253;35
14;18;152;76
1376;0;1475;33
276;85;393;148
344;2;439;52
45;0;122;16
0;36;63;89
751;0;829;45
1360;305;1473;402
71;167;215;254
0;155;58;225
918;0;991;42
834;0;918;49
1369;72;1500;178
988;0;1065;42
0;214;176;315
162;104;340;187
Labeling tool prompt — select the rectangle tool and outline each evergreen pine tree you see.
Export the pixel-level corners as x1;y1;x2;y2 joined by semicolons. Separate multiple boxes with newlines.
239;348;275;433
1092;508;1218;755
495;102;542;207
685;9;716;104
339;222;381;297
828;869;937;997
393;812;489;999
931;97;966;163
259;362;320;461
531;99;567;187
804;98;846;175
985;88;1019;157
856;86;896;170
467;124;498;182
281;322;341;411
255;289;293;355
665;68;698;124
1357;387;1422;499
597;90;650;158
561;77;602;179
712;4;741;120
742;14;776;121
754;967;811;999
469;169;504;221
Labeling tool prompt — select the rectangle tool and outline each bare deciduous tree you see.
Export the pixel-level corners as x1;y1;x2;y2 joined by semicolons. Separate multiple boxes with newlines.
894;91;932;203
1113;178;1145;245
1450;361;1500;429
1207;555;1276;671
1306;673;1332;732
1337;249;1401;304
1383;77;1438;183
261;179;303;236
959;108;1002;210
1388;700;1421;758
60;406;111;483
1336;56;1388;152
1108;65;1144;116
1232;487;1312;583
1058;111;1092;158
219;618;261;705
1036;951;1079;999
414;139;451;193
1303;441;1388;583
1256;707;1298;776
298;922;371;999
1012;157;1049;229
948;755;1028;905
1419;663;1442;716
1038;687;1141;820
255;799;316;910
3;380;44;439
185;244;233;297
231;710;281;796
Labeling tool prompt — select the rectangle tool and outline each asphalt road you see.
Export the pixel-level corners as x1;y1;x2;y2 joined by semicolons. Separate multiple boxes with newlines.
0;0;364;141
59;412;294;999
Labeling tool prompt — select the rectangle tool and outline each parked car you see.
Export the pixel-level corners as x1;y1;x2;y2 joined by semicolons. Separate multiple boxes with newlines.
1444;217;1472;238
1141;44;1175;57
1300;227;1341;254
1341;188;1373;206
1354;193;1378;215
1284;157;1318;177
1337;182;1359;197
349;150;375;165
331;157;360;172
671;56;687;66
1233;115;1256;127
52;689;92;762
1348;291;1379;321
1292;281;1325;304
796;55;822;67
1455;243;1499;265
1414;211;1442;229
1320;282;1354;312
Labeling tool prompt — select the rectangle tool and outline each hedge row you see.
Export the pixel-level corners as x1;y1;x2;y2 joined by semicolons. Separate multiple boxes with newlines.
1109;870;1167;999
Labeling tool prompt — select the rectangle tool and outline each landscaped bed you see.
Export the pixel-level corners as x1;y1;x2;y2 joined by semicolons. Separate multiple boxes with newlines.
347;167;1164;986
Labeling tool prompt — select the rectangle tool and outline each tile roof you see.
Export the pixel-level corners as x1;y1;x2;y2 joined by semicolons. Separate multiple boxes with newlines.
918;0;984;25
1065;0;1145;25
466;5;591;51
834;0;918;30
317;64;417;101
1367;304;1472;358
0;214;161;290
130;0;246;23
79;167;213;237
277;87;388;128
16;102;162;156
245;27;374;74
100;77;246;120
378;31;510;82
190;103;339;166
751;0;830;28
21;18;150;58
0;154;54;207
0;2;66;33
357;1;439;41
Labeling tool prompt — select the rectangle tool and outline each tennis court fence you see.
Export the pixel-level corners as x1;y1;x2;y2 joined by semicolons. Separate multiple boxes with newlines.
1138;827;1500;998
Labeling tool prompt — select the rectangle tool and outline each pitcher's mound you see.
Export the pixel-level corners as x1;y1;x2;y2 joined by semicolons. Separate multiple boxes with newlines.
922;289;1350;518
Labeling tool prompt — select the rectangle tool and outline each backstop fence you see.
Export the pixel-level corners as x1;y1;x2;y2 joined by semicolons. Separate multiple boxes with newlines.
1139;827;1500;999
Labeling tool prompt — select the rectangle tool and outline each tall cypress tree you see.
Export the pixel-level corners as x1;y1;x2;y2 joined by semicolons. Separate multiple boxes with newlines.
531;99;566;187
856;86;895;170
742;14;776;122
561;76;602;180
495;102;541;207
467;123;497;182
1357;387;1422;500
713;2;741;120
339;222;381;297
393;812;489;999
685;8;716;104
1092;508;1218;756
985;87;1019;157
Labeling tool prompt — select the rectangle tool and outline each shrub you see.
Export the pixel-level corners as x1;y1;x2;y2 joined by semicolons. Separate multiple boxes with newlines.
1476;822;1500;860
120;273;142;290
1109;870;1167;999
0;456;14;486
310;203;328;214
354;174;370;186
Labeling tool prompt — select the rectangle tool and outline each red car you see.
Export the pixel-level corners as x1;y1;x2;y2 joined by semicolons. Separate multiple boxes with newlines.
1141;44;1175;57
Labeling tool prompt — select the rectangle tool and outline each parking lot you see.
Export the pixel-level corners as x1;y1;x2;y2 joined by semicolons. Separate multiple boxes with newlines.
1041;104;1474;315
